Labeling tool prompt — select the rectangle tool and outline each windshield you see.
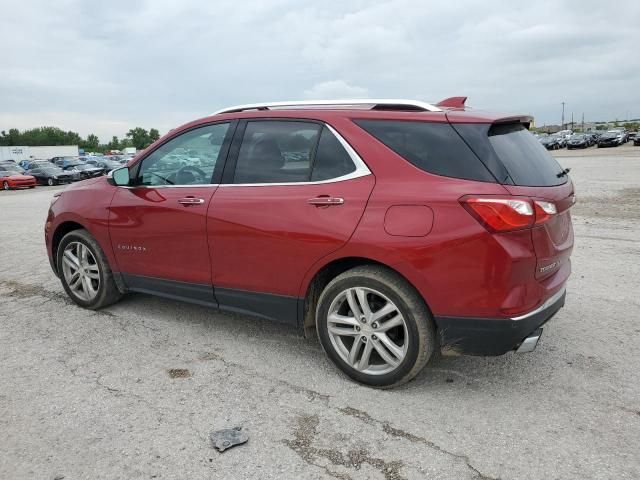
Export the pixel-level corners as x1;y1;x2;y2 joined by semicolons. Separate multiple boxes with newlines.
570;135;584;140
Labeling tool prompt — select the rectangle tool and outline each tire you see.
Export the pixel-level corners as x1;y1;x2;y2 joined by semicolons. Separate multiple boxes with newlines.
57;229;122;310
316;265;436;388
47;178;54;186
2;181;9;190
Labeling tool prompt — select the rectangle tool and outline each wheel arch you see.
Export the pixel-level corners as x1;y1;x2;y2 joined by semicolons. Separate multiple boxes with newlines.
51;220;89;274
299;256;433;337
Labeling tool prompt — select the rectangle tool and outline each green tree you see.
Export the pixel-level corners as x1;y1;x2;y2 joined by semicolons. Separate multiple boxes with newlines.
126;127;151;149
107;136;120;150
149;128;160;143
80;133;99;151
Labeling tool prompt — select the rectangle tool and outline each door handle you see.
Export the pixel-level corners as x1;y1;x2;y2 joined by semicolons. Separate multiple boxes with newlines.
307;196;344;206
178;197;205;206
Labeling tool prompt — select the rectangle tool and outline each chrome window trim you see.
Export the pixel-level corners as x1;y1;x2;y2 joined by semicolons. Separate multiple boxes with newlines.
107;169;221;189
117;184;221;189
220;123;372;188
212;99;442;115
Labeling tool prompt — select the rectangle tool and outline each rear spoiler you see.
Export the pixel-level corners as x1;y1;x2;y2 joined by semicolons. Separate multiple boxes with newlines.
445;109;534;129
436;97;533;128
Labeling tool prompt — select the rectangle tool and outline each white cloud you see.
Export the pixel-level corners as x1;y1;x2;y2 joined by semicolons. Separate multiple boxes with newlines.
1;0;639;140
303;80;369;99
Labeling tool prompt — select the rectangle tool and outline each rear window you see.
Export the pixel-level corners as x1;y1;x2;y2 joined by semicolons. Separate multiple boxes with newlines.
355;120;496;182
487;123;566;186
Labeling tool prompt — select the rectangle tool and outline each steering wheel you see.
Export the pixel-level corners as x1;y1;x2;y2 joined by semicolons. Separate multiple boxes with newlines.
175;165;207;184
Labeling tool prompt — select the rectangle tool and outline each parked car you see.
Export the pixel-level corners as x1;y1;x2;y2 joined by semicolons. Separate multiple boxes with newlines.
0;161;26;173
551;134;566;148
539;135;560;150
25;165;74;186
585;132;599;146
567;134;588;149
45;98;574;387
0;167;37;190
103;155;129;164
598;131;622;147
63;163;104;179
634;135;640;146
95;159;124;172
23;159;51;170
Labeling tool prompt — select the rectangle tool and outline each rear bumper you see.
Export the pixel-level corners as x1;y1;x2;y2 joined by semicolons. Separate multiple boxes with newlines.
434;288;566;356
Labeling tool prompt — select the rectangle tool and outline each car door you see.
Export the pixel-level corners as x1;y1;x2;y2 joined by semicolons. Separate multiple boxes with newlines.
108;121;235;304
207;119;375;324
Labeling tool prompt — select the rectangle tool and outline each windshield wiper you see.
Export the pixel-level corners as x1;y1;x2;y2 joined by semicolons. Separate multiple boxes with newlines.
556;167;571;178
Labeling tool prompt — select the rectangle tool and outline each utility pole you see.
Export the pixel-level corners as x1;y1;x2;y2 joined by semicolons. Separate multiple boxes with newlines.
561;102;565;129
581;113;584;132
571;112;574;131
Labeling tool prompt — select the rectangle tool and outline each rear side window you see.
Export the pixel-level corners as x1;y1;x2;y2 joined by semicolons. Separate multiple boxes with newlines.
355;120;496;182
234;121;321;184
487;123;566;186
311;127;356;181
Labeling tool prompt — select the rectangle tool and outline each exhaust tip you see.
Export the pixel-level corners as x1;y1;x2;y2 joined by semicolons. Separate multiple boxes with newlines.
516;328;543;353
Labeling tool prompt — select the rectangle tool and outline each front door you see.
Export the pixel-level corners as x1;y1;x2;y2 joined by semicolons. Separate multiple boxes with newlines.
109;122;233;303
207;120;375;323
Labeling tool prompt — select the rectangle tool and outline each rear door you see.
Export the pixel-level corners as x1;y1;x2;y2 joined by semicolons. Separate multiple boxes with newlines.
207;119;375;324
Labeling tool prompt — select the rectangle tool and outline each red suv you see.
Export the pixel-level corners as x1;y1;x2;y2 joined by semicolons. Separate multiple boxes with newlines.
45;98;574;387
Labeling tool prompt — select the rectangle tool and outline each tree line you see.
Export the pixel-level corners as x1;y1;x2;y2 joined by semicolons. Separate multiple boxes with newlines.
0;126;161;151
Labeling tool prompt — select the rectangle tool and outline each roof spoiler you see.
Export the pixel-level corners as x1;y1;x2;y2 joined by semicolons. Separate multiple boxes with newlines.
436;96;468;109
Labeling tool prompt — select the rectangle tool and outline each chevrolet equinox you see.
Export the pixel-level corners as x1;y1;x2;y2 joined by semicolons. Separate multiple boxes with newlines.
45;98;574;387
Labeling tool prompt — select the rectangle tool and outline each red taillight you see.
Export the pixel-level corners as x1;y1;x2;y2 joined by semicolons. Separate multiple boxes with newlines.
461;196;556;232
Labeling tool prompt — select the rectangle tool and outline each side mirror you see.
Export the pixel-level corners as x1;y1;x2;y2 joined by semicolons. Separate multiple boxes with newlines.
111;167;130;186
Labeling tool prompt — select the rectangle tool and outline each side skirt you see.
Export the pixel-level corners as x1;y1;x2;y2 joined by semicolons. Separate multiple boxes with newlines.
121;273;217;308
119;274;299;327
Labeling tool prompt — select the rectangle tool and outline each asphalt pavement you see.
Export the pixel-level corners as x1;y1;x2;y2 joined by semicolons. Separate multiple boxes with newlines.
1;144;639;479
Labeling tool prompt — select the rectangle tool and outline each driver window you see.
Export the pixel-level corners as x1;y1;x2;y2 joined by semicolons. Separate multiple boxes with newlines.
137;123;230;186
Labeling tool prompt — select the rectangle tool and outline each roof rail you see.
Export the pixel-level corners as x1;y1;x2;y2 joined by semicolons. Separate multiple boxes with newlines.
211;99;443;115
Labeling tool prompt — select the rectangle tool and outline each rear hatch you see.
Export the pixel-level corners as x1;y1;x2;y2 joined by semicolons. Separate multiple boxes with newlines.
449;116;574;284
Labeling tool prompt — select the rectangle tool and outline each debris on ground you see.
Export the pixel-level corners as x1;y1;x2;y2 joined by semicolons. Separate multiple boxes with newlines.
210;427;249;452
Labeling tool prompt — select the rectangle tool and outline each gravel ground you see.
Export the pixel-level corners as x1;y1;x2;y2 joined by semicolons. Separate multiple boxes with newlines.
1;144;639;480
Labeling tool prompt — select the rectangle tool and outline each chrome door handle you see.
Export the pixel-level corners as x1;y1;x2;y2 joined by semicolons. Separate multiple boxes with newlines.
178;197;205;206
307;196;344;206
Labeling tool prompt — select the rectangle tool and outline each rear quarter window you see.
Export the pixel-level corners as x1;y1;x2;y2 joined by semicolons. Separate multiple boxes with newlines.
355;119;496;182
486;123;567;187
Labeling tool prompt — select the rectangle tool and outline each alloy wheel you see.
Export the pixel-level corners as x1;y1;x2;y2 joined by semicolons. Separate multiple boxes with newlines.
3;181;8;190
61;241;101;302
327;287;408;375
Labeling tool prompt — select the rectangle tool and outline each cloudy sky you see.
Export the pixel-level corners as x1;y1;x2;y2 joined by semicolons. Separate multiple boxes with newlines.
2;0;639;141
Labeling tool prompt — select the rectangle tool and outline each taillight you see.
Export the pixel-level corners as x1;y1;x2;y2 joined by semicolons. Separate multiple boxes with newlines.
533;200;557;225
460;196;556;232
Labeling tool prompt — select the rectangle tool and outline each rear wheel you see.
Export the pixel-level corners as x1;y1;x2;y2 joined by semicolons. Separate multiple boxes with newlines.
57;229;122;309
316;266;436;388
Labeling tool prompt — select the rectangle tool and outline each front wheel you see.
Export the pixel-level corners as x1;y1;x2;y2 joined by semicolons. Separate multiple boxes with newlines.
57;229;122;309
316;266;436;388
47;178;54;186
2;181;9;190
